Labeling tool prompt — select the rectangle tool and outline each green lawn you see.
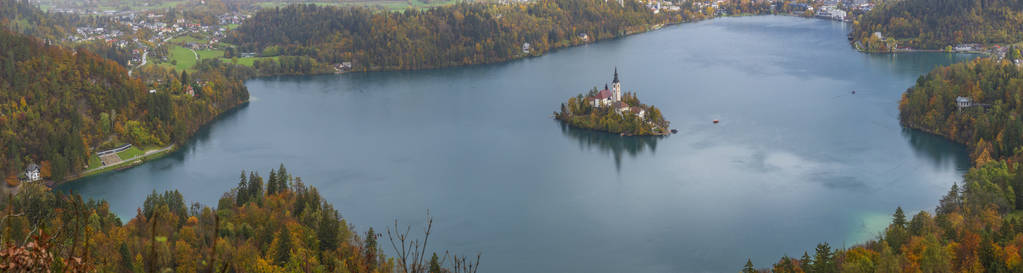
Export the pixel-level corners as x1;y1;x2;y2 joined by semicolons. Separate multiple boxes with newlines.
163;45;198;71
88;155;102;169
197;49;225;60
170;35;204;44
116;146;144;160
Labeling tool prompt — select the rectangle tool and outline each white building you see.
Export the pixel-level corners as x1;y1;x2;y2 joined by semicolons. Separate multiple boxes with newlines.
956;96;974;111
25;163;40;182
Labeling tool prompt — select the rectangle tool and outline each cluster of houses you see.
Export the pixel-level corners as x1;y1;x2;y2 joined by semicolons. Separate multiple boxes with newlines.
815;5;847;21
585;68;647;119
60;8;251;71
642;0;683;13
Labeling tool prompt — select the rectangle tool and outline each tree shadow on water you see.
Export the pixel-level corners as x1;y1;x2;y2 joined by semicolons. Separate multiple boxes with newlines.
557;121;663;173
901;127;970;172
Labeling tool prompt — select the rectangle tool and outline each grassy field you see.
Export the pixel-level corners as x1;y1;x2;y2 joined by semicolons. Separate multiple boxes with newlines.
88;155;102;169
197;49;225;60
116;146;144;160
164;45;198;71
170;35;204;44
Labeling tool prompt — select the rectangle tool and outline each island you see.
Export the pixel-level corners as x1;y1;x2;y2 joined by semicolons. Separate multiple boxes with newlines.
554;68;670;136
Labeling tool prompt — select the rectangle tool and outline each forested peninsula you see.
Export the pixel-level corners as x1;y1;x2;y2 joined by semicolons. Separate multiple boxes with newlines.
0;165;477;272
850;0;1023;52
0;24;249;184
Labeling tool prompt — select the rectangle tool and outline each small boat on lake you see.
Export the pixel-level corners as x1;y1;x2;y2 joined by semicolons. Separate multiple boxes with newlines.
671;129;678;134
713;119;720;124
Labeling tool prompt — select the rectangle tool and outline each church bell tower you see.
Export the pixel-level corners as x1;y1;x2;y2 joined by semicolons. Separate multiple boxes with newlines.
612;67;621;101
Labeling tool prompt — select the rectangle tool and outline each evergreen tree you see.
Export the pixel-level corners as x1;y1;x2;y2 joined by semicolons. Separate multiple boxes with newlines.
267;169;278;195
278;163;288;189
180;70;189;85
887;207;910;252
800;251;812;272
119;242;133;272
429;252;442;273
236;170;248;205
812;243;835;273
937;183;962;215
893;207;907;228
364;227;378;270
1015;174;1023;210
248;172;263;202
272;228;293;265
317;209;339;252
743;258;756;273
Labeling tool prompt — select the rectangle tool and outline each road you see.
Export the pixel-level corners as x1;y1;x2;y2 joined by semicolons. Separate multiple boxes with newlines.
128;49;147;77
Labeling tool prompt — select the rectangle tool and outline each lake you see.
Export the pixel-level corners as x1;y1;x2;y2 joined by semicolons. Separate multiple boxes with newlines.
62;16;976;272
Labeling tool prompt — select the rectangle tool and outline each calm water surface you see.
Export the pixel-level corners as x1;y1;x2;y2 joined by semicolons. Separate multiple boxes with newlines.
63;16;976;272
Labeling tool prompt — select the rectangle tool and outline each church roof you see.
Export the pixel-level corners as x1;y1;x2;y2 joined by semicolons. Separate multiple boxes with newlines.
595;89;612;99
613;68;619;83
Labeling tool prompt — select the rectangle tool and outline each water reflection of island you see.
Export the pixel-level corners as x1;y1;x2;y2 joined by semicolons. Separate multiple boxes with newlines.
558;121;663;171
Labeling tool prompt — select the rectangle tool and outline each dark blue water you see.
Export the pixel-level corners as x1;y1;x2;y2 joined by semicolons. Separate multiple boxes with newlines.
62;16;975;272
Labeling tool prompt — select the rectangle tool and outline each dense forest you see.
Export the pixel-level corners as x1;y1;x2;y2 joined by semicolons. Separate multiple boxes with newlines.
227;0;677;71
850;0;1023;51
554;87;669;136
899;58;1023;164
0;165;479;272
0;27;249;183
224;0;787;73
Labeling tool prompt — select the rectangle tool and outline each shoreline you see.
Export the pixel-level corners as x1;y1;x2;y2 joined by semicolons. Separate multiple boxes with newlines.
248;14;824;78
54;100;251;187
52;14;827;187
58;145;178;185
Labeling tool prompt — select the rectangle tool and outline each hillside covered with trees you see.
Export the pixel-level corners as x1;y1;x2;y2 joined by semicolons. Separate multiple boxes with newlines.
226;0;683;72
0;28;249;183
898;57;1023;164
850;0;1023;51
0;165;479;272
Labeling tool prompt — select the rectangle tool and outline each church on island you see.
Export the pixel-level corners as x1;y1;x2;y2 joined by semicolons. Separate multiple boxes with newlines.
585;68;646;118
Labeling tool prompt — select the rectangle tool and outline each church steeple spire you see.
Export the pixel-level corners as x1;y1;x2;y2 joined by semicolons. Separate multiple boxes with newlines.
611;67;622;102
